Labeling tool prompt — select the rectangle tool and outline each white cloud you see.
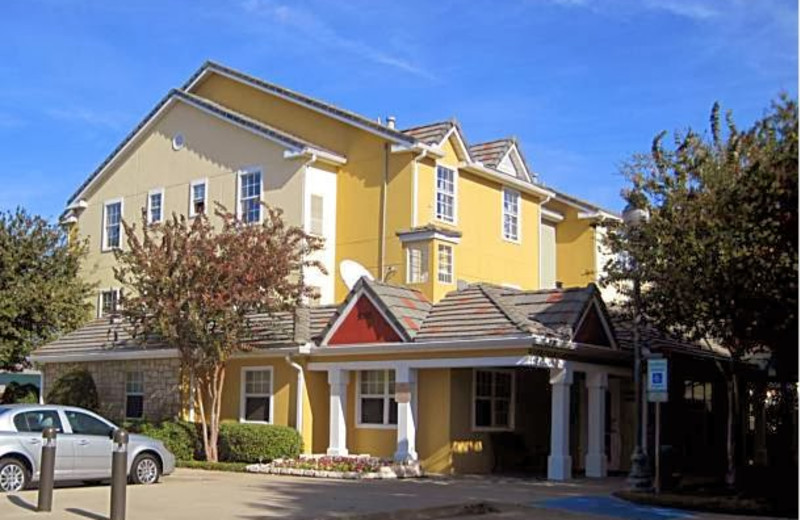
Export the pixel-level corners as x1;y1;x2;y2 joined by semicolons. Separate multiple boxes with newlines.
644;0;718;20
240;0;436;80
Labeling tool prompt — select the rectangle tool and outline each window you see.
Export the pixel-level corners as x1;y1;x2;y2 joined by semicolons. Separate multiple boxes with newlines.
126;371;144;419
473;369;514;430
309;194;324;236
99;289;120;318
241;368;273;423
502;188;520;242
13;410;63;433
103;200;122;250
190;179;207;217
65;410;114;437
358;370;397;426
684;380;713;412
238;170;262;224
407;244;429;284
437;244;454;284
435;165;456;223
148;189;164;224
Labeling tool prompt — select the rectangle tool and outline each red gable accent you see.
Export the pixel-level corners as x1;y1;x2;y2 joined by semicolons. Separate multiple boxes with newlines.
328;296;402;345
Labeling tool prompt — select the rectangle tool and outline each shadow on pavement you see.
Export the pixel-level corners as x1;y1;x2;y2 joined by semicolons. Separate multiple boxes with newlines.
66;507;109;520
7;495;36;512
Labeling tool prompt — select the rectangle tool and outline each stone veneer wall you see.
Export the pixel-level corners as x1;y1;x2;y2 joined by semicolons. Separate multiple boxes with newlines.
41;358;182;423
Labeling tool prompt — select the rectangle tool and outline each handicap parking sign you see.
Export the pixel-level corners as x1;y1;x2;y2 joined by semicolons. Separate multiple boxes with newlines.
647;358;668;402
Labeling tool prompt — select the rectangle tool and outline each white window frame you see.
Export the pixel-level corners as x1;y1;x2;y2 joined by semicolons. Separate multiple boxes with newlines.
355;369;397;429
406;243;429;284
237;168;263;224
239;366;274;424
471;368;516;432
189;178;208;218
434;164;458;224
437;243;454;284
147;188;164;224
125;371;145;420
97;288;121;318
502;188;521;243
101;198;123;251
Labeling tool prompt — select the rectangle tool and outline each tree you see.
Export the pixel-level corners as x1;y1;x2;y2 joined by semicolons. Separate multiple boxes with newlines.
0;208;93;370
603;96;798;486
114;205;324;461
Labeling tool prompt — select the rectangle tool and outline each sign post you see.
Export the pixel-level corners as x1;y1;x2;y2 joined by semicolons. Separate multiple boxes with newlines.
647;357;669;493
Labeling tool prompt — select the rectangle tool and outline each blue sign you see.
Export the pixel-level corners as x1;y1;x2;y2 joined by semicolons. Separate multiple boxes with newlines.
647;358;669;402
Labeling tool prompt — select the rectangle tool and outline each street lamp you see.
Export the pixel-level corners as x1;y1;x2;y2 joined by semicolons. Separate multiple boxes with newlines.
623;201;653;491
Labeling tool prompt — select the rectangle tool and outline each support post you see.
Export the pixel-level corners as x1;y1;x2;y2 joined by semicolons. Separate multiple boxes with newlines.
393;366;418;462
548;366;573;480
37;427;57;512
326;368;349;456
110;429;128;520
754;384;768;466
586;371;609;478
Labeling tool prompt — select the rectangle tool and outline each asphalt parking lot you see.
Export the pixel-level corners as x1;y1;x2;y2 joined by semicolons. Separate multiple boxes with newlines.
0;469;783;520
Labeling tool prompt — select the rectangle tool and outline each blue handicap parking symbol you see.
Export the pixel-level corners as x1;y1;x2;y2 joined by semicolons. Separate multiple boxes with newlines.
537;495;695;519
652;373;663;385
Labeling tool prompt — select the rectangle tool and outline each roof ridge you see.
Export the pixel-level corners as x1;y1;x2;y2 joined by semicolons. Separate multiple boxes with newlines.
477;284;537;335
399;120;453;132
469;137;514;147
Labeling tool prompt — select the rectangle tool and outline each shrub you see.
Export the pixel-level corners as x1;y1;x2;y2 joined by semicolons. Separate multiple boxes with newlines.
0;382;40;404
45;369;98;411
218;422;302;463
125;420;202;461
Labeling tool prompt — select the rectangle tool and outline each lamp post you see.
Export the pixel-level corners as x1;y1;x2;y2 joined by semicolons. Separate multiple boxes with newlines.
623;202;653;491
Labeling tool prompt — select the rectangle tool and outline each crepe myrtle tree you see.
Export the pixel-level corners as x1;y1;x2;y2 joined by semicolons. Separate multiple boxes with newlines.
114;203;325;461
602;96;798;486
0;208;93;371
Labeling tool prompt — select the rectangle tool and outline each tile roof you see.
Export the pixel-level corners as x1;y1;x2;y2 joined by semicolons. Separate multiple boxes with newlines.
497;285;601;338
401;121;454;145
468;139;515;169
609;312;731;359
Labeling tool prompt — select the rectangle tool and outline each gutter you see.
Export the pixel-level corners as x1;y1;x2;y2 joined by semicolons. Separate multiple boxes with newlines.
460;162;553;201
284;356;305;435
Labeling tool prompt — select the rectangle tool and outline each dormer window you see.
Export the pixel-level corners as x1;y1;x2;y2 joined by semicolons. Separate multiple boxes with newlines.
190;179;207;217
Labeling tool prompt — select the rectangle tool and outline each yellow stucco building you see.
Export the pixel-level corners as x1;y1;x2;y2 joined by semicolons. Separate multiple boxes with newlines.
38;61;632;480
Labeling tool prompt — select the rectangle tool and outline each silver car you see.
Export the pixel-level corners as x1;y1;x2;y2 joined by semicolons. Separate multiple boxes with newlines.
0;404;176;492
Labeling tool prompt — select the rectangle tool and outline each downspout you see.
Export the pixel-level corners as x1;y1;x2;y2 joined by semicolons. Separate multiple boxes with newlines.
380;143;389;280
285;356;305;435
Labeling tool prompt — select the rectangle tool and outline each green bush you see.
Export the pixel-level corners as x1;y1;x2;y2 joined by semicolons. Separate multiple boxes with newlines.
218;422;302;463
45;369;98;411
1;382;40;404
125;420;202;461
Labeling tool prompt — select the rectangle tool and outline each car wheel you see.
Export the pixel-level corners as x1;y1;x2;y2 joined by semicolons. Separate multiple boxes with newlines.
0;458;29;493
130;453;160;485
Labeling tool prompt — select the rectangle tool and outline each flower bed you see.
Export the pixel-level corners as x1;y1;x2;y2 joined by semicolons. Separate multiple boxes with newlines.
246;454;424;480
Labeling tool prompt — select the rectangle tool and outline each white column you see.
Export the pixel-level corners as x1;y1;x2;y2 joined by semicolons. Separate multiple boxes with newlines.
394;366;418;462
327;368;349;456
586;371;609;477
548;366;573;480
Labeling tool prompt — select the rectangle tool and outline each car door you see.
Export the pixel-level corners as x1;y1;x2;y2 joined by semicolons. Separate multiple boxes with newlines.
12;409;75;479
62;409;114;479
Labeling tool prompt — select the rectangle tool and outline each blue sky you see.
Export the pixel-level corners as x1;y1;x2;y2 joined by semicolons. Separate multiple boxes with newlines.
0;0;796;219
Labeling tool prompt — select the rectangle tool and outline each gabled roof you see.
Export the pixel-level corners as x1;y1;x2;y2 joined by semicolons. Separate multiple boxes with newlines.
185;61;416;146
468;138;533;182
67;88;345;205
401;120;453;145
319;277;432;344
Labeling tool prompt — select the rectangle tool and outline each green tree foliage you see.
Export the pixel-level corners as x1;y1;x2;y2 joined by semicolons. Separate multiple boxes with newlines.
604;96;798;485
0;381;39;404
45;369;99;411
114;204;324;461
0;209;93;370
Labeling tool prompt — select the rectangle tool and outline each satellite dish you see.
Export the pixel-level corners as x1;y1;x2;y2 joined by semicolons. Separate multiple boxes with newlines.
339;260;374;290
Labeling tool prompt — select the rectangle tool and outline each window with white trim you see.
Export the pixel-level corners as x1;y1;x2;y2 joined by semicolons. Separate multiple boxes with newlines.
148;190;163;224
502;188;520;242
473;369;514;430
241;368;273;423
309;194;324;236
437;244;453;284
99;289;120;318
103;200;122;250
406;243;429;284
239;170;262;224
190;180;207;217
358;370;397;426
435;165;456;223
125;371;144;419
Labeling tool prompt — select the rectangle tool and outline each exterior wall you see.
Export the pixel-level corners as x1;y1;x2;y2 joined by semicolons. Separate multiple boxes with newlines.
40;359;181;423
219;357;298;428
554;206;597;288
74;101;307;311
303;164;338;303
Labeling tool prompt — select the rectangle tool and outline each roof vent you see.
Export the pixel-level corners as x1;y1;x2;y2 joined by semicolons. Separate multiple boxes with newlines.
386;116;396;129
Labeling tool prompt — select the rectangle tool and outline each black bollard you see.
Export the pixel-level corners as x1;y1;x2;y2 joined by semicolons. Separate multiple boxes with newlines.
110;429;129;520
37;427;57;512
